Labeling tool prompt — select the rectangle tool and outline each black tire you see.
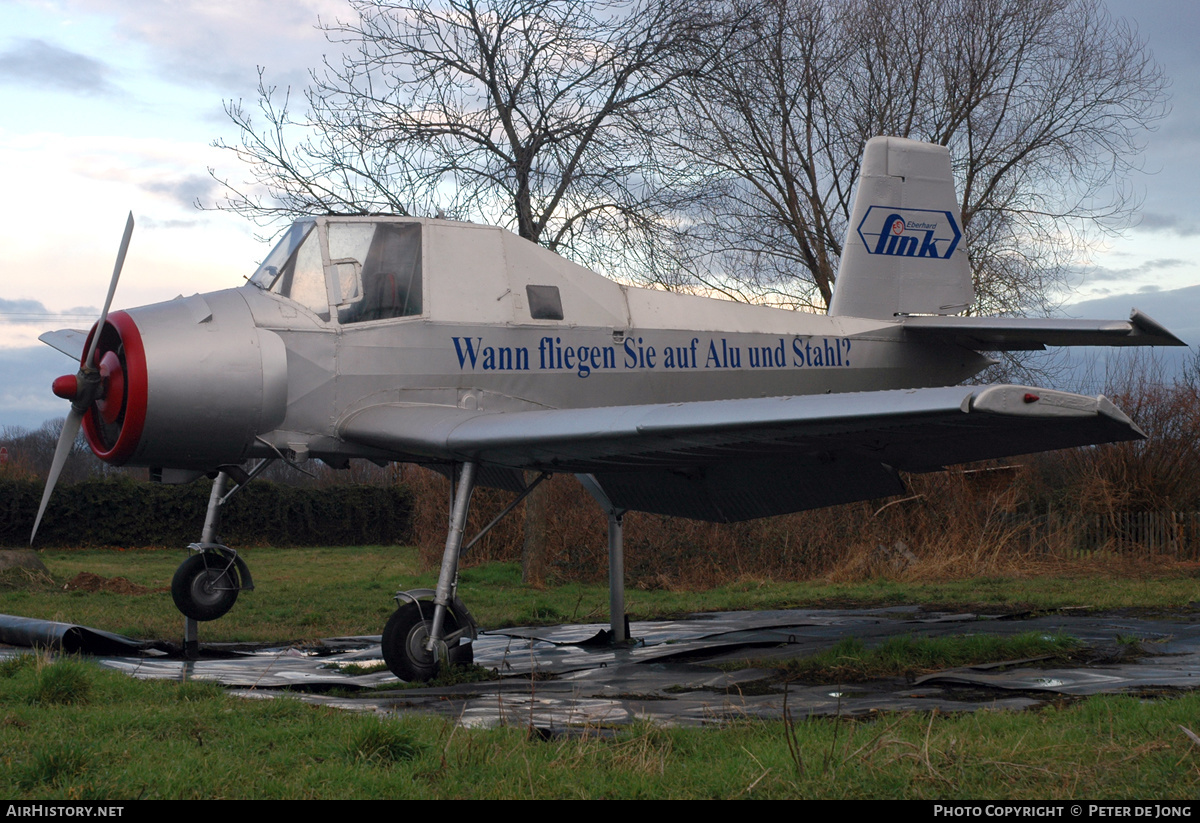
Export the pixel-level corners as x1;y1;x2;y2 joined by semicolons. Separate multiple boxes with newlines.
171;553;239;621
381;601;472;682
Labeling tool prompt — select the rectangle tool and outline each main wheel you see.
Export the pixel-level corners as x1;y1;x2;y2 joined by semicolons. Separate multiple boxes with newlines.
381;601;473;682
171;553;239;621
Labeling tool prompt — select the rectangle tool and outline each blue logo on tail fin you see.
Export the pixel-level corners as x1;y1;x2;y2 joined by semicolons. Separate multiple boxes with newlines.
858;207;961;260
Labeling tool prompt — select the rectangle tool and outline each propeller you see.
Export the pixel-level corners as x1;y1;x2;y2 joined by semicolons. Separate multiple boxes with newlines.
31;212;135;544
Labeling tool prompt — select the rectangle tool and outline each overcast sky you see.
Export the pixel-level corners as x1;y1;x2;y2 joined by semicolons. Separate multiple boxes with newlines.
1;0;1198;429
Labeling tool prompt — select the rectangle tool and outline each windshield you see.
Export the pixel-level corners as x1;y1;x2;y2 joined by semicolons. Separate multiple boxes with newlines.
248;219;317;289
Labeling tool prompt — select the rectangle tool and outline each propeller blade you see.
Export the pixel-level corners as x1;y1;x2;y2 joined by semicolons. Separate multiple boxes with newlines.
34;213;135;544
83;211;134;368
31;408;83;545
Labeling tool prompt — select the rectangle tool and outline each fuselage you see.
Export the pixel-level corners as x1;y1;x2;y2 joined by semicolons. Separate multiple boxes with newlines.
83;216;990;472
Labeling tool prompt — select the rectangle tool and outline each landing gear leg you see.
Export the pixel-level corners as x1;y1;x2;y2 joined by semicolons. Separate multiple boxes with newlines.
429;461;477;649
383;461;479;681
606;510;627;643
175;470;257;656
181;472;226;657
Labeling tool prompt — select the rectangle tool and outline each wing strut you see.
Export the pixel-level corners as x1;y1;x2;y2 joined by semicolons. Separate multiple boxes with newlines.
462;471;550;555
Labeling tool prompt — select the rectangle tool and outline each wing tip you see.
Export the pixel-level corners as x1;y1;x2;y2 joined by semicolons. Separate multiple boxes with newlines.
1130;309;1188;346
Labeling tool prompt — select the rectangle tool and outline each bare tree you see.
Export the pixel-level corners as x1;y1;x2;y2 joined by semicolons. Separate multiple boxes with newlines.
2;421;109;484
211;0;718;279
675;0;1168;314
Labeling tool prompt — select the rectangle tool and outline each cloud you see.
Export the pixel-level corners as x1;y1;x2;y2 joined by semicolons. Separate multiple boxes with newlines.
0;346;78;431
1080;257;1188;283
1136;212;1200;237
0;38;119;96
138;217;203;230
0;298;49;316
1065;283;1200;346
68;0;350;92
0;298;97;323
140;174;220;210
15;132;232;212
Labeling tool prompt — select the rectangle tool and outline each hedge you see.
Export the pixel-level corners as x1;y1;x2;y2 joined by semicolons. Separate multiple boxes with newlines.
0;477;412;548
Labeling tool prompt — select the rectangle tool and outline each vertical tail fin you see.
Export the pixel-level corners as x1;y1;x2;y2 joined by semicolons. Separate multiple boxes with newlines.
828;137;973;319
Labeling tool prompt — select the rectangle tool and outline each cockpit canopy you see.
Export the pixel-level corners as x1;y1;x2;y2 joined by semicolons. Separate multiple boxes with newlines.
246;215;633;330
249;217;422;324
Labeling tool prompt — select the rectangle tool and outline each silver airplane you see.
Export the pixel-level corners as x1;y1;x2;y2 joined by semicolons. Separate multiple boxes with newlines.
33;137;1184;681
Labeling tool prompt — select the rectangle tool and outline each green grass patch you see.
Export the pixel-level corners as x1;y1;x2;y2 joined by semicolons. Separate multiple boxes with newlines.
28;657;95;705
17;743;92;791
343;719;423;765
770;632;1079;683
3;547;1200;645
0;657;1197;798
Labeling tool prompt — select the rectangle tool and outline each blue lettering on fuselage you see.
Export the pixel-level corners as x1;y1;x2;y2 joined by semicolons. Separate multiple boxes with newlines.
452;337;530;371
452;335;853;377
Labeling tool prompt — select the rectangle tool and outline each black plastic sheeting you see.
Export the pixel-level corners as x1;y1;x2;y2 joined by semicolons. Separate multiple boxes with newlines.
0;614;166;656
3;607;1200;728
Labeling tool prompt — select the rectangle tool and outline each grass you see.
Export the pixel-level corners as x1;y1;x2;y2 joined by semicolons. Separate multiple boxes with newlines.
344;720;424;765
0;656;1196;799
2;548;1200;798
27;657;94;705
4;547;1200;645
767;632;1080;683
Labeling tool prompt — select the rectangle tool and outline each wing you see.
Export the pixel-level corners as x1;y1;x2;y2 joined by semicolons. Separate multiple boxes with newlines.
902;310;1185;351
340;384;1142;522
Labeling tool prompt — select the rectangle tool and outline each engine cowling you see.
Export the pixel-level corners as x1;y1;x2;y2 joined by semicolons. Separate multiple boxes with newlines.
67;290;288;470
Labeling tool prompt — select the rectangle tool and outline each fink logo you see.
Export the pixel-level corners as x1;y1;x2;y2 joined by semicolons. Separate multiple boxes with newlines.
858;206;962;260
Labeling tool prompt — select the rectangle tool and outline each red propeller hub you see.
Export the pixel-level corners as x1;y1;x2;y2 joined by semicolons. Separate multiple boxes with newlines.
76;311;147;465
51;375;78;400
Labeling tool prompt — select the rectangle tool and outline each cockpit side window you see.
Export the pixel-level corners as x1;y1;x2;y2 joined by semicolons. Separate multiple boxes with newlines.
328;222;422;324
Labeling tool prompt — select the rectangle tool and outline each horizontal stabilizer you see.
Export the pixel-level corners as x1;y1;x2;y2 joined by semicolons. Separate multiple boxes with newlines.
902;310;1186;350
38;329;90;360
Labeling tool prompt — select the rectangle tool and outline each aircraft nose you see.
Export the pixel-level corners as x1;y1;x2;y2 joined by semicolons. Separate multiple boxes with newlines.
64;290;288;471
